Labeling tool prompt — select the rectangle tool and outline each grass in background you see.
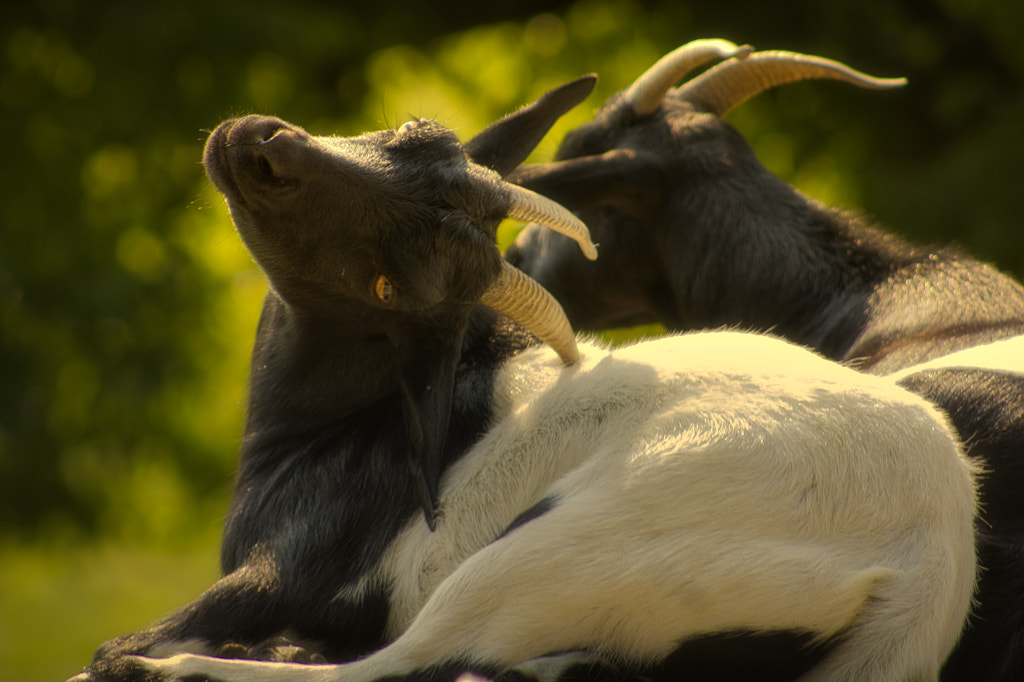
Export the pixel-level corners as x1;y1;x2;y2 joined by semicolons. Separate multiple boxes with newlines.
0;532;221;682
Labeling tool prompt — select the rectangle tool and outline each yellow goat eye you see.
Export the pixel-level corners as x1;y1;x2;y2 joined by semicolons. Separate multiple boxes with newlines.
374;275;395;304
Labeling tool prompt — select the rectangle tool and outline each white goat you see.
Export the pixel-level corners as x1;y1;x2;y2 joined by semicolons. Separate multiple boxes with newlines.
131;332;977;682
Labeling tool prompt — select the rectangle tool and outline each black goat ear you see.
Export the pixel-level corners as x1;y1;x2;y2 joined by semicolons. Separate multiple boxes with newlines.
465;75;597;177
396;326;466;531
510;149;665;216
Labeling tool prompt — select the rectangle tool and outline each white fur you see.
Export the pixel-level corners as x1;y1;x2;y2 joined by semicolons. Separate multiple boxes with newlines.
887;334;1024;381
138;331;978;682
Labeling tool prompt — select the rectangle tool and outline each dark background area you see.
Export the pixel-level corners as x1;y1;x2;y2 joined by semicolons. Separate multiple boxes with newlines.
0;1;1021;677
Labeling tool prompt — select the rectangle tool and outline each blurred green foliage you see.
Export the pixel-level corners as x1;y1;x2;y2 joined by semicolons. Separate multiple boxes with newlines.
1;0;1022;678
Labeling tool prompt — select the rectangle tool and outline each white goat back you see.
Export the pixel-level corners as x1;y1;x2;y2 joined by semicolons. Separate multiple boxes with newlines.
375;331;977;681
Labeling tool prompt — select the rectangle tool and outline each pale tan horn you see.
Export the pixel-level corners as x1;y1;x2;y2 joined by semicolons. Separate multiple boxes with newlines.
505;183;598;261
624;39;753;117
480;260;579;365
676;50;907;117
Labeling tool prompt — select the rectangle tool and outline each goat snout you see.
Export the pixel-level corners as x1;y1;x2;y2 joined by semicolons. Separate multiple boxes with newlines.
222;114;307;148
205;115;310;202
252;124;312;182
229;115;310;181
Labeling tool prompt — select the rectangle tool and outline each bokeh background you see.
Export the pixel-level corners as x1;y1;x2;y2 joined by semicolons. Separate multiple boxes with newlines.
2;1;1021;679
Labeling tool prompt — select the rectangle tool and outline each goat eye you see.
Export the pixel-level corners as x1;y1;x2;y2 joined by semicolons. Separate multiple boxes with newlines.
374;275;395;304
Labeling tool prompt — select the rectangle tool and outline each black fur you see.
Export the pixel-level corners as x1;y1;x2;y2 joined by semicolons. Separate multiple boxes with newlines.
653;630;840;682
899;369;1024;682
497;495;560;540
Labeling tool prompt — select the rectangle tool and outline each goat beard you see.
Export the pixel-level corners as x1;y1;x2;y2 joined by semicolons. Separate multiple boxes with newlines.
394;323;467;531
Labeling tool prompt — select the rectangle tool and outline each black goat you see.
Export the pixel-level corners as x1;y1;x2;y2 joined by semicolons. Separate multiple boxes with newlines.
79;74;600;679
507;39;1024;681
76;47;978;682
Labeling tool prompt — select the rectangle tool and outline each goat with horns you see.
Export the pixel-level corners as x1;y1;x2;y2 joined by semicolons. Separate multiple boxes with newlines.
509;38;1024;681
75;41;979;682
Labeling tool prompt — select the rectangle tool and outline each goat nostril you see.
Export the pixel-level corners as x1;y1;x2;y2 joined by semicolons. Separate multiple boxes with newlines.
253;127;307;182
262;128;290;144
256;154;275;178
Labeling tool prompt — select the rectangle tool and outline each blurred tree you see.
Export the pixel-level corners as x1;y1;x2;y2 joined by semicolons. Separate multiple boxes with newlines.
0;0;1020;545
0;0;578;542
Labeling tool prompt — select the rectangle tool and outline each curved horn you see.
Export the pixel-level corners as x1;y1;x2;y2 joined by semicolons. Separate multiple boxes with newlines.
676;50;907;117
480;260;579;365
624;39;753;117
505;183;598;261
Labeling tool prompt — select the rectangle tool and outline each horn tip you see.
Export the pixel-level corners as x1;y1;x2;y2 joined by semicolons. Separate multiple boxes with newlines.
734;44;754;59
863;75;909;90
558;344;581;366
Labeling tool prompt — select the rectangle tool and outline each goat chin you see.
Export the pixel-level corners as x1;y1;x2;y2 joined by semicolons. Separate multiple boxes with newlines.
131;331;977;682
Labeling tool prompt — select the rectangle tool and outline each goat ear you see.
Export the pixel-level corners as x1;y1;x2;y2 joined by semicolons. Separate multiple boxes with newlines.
465;75;597;177
510;149;665;216
396;326;466;531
